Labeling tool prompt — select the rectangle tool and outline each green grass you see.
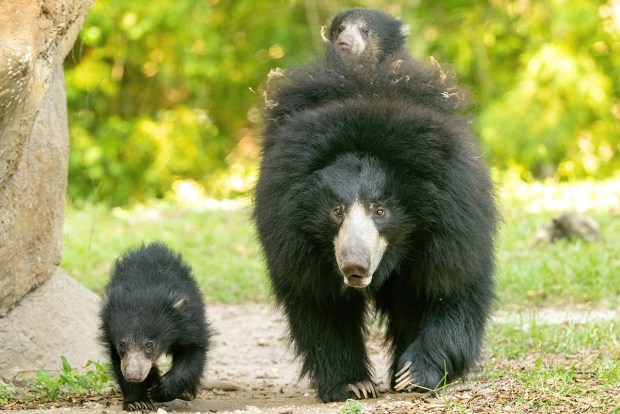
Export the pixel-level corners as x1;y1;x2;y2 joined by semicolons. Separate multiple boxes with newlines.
62;178;620;308
486;319;619;365
62;198;268;303
495;177;620;308
497;214;619;307
341;399;365;414
476;320;620;411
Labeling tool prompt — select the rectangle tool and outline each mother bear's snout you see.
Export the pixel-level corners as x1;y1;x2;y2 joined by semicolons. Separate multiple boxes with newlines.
334;201;388;288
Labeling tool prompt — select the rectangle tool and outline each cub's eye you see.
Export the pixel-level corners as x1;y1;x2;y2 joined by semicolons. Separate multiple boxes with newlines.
374;207;386;217
145;341;154;352
361;27;370;35
119;341;126;352
332;206;343;219
337;25;345;33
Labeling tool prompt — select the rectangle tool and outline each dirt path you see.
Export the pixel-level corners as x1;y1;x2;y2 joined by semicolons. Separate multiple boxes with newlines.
4;303;618;414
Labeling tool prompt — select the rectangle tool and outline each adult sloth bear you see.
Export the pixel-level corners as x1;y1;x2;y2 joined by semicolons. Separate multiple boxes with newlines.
255;8;497;403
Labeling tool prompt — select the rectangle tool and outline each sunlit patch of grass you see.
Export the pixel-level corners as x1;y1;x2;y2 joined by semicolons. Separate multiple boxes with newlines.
473;320;620;412
63;177;620;307
362;319;620;413
495;175;620;308
62;197;268;303
486;319;619;360
498;174;620;214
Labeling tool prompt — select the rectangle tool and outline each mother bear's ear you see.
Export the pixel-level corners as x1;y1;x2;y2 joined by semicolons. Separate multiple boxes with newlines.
172;296;187;312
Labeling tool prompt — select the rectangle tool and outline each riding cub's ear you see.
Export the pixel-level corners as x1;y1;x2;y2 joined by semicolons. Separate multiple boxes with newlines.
399;23;410;38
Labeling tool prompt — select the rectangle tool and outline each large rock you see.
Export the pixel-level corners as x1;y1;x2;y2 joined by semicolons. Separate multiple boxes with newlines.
0;269;105;378
0;0;94;316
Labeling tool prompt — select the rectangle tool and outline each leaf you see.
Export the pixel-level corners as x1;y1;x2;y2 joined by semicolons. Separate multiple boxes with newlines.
61;356;73;374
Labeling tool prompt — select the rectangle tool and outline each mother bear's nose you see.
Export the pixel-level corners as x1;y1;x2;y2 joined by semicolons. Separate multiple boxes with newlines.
339;258;371;278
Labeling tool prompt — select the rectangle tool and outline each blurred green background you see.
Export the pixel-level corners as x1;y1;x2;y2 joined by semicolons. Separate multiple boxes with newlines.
64;0;620;206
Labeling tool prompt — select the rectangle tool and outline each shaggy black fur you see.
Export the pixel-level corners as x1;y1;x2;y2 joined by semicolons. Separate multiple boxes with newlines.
100;242;210;411
255;8;497;403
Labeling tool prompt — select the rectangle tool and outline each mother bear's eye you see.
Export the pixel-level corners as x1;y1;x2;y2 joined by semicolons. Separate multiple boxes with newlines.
332;206;343;219
374;207;385;217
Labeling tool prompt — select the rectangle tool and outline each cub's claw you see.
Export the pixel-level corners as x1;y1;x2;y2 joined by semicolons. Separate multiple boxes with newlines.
347;380;378;399
178;390;196;401
124;400;154;412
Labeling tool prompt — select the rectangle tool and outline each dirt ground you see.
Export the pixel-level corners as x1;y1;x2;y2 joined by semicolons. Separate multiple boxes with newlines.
3;303;618;414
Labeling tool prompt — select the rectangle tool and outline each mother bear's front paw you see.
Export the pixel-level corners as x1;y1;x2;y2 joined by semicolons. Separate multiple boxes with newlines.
393;356;444;393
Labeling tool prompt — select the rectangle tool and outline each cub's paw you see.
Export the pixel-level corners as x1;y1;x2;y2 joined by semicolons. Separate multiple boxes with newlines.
151;375;194;403
178;389;197;401
150;375;173;402
123;400;154;412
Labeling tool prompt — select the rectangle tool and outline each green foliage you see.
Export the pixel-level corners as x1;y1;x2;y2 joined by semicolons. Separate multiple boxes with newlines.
388;1;620;180
28;357;112;402
0;358;112;407
0;382;16;404
341;399;365;414
484;321;620;399
66;1;620;205
66;0;311;205
30;370;62;401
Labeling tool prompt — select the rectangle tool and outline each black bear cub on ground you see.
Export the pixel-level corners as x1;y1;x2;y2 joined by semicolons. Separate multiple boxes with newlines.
100;242;210;411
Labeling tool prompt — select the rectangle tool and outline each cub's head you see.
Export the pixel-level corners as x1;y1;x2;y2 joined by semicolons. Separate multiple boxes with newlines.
100;291;188;382
327;8;410;65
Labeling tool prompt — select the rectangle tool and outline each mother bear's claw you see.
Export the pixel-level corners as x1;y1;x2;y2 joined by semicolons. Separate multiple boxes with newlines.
394;360;414;391
347;380;378;399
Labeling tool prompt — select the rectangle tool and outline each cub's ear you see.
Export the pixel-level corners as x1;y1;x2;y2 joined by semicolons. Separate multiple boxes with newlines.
320;25;329;43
